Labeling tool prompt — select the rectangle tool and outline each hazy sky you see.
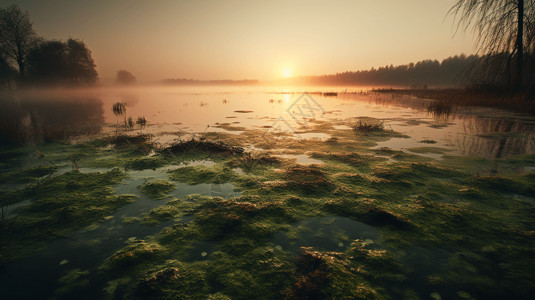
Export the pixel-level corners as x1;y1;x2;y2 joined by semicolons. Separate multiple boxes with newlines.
2;0;476;83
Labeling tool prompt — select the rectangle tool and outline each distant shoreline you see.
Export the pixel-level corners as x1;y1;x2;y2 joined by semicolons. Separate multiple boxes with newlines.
376;88;535;115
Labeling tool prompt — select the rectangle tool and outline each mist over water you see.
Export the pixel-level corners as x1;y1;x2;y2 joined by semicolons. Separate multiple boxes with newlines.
2;85;534;161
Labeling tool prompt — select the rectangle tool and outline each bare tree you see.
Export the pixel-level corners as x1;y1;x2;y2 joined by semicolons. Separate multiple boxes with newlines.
449;0;534;89
0;4;39;78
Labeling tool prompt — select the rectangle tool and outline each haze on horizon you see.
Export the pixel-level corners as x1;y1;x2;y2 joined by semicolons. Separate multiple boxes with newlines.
3;0;476;83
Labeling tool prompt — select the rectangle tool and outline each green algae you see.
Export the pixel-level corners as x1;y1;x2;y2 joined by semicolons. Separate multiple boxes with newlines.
3;115;535;299
139;180;176;200
168;165;237;185
1;168;135;260
407;146;452;154
0;165;57;185
126;156;168;170
142;204;182;225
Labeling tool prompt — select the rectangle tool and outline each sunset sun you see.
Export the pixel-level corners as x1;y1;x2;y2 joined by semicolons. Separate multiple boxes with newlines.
282;67;292;78
2;1;532;299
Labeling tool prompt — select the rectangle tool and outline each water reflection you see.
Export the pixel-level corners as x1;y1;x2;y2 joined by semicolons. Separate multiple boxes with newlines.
339;92;535;160
1;87;535;162
451;116;535;160
0;93;104;145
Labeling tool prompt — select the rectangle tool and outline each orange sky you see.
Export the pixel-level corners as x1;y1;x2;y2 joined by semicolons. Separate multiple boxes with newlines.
7;0;476;83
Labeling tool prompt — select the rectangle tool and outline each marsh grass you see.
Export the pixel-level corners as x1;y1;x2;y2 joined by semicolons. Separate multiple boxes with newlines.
164;138;244;155
352;120;385;133
377;88;535;116
107;133;153;148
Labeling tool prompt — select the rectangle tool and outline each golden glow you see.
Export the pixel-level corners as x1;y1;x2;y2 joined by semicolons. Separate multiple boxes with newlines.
282;67;292;78
283;94;291;102
21;1;477;82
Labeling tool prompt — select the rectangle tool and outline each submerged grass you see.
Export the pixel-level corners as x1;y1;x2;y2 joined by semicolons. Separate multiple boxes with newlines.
2;117;535;299
1;168;136;260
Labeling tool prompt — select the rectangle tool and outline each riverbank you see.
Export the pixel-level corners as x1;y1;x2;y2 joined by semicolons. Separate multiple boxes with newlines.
375;88;535;115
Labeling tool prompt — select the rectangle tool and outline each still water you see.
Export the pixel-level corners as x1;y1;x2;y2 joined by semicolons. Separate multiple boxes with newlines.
1;86;534;160
1;86;535;298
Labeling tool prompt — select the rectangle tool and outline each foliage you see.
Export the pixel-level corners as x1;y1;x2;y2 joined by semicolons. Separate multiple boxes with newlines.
27;38;98;86
115;70;137;85
449;0;534;89
0;4;39;77
0;53;16;89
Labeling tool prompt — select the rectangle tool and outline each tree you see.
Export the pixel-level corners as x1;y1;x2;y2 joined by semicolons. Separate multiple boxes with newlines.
115;70;137;85
0;4;39;78
0;54;16;89
449;0;534;89
27;39;98;86
27;40;68;84
65;39;98;84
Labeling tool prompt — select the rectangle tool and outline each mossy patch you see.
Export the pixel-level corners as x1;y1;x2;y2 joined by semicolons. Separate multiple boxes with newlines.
168;165;236;185
139;180;176;200
1;169;134;259
126;156;168;170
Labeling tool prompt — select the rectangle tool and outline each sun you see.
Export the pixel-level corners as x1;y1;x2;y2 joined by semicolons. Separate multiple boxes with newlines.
282;67;292;78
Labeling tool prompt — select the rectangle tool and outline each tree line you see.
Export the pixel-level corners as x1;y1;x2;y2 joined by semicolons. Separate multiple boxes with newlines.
298;53;535;88
0;4;98;89
302;55;479;87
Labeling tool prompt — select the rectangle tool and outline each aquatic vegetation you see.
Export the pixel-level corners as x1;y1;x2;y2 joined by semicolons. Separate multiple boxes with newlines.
419;139;437;144
164;138;244;155
1;169;134;259
3;98;535;299
112;102;126;117
136;116;147;128
139;180;176;200
212;123;246;132
0;165;57;184
352;119;385;133
142;203;182;225
407;146;452;155
126;156;167;170
226;152;282;173
168;165;237;185
274;165;336;196
100;240;163;272
106;133;153;148
469;174;535;196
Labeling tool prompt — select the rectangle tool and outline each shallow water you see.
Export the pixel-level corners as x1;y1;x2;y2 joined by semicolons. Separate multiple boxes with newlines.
2;86;534;160
1;86;535;299
1;164;239;299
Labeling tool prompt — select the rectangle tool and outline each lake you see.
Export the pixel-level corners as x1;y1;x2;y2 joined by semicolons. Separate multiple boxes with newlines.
1;86;535;299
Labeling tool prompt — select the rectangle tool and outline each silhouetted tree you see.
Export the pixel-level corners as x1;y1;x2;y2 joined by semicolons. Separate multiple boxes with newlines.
27;41;67;84
305;55;480;87
0;54;16;89
449;0;534;89
115;70;137;85
65;39;98;84
27;39;98;86
0;4;39;78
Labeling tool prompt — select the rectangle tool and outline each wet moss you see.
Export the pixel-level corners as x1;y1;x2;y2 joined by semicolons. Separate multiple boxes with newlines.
100;240;163;272
469;175;535;196
130;265;209;299
126;156;168;170
0;165;57;184
164;138;244;155
276;165;336;196
226;153;282;173
142;204;182;225
168;165;236;185
323;198;412;229
139;180;176;200
1;169;133;260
